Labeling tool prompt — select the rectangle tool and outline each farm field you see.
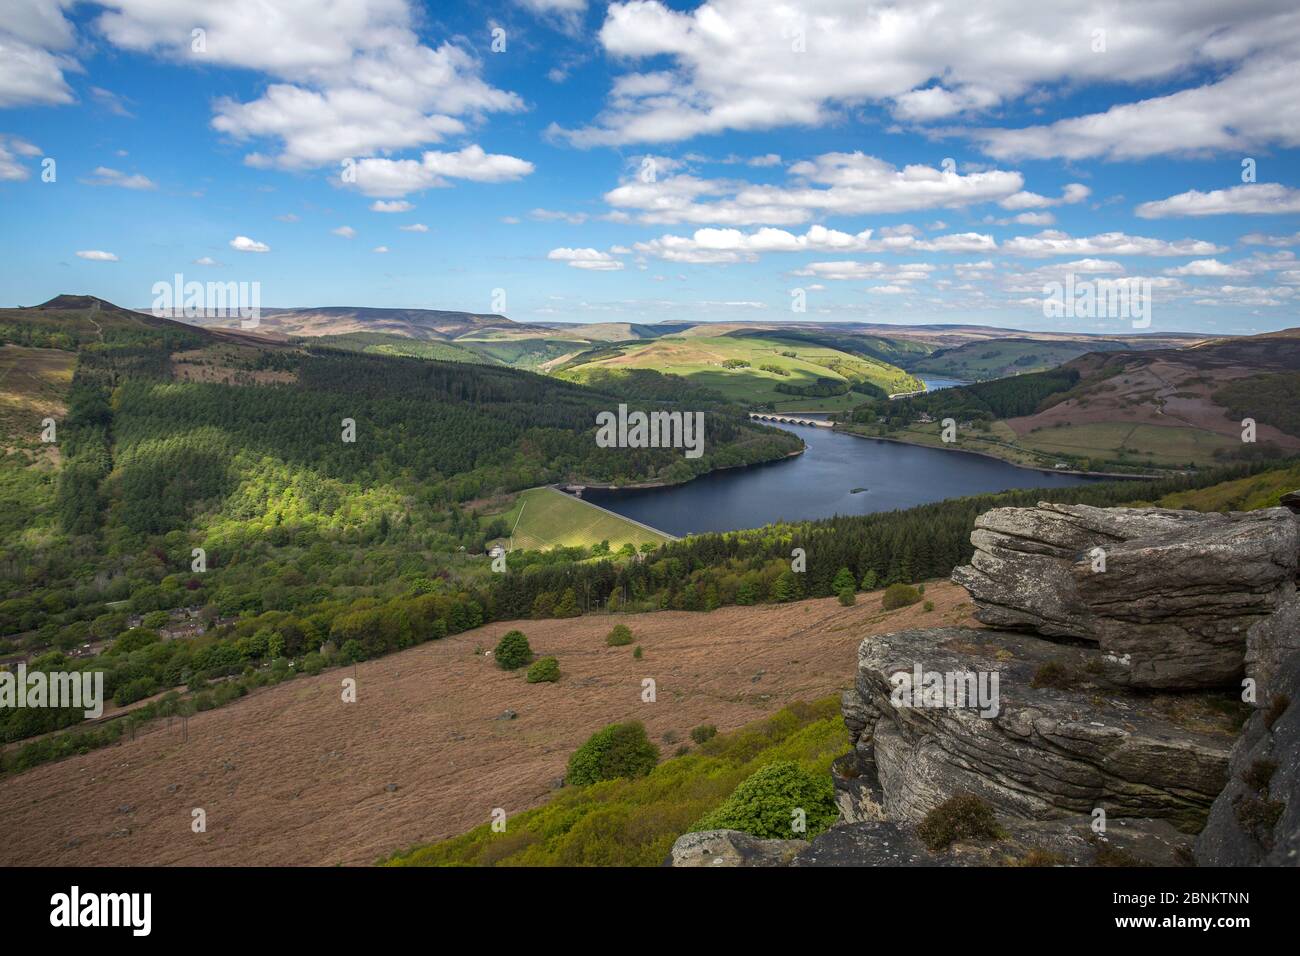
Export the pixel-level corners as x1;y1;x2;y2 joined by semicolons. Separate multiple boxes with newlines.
489;486;673;551
559;335;921;407
1014;421;1238;467
0;582;974;867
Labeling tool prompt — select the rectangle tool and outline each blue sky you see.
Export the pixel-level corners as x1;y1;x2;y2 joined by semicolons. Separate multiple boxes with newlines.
1;0;1299;334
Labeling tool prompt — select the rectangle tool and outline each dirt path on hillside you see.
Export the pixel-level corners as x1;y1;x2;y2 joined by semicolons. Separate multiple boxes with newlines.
0;583;972;867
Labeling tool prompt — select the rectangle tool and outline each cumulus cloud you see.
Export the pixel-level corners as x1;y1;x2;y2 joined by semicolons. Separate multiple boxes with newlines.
90;1;526;170
553;0;1300;148
973;57;1300;161
1163;259;1250;277
399;223;429;232
0;134;41;180
1135;184;1300;219
634;224;997;263
1241;231;1300;247
999;183;1090;210
332;226;357;238
344;145;534;198
604;152;1023;226
229;235;270;253
370;200;413;213
1001;230;1225;258
193;256;220;266
548;247;625;270
82;165;156;190
76;250;118;261
0;0;78;108
792;260;935;282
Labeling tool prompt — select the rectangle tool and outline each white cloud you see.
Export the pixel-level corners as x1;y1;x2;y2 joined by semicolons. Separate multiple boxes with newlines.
93;2;525;169
1136;184;1300;219
82;165;156;190
332;226;357;238
548;247;625;270
1163;259;1250;277
370;200;413;213
229;235;270;253
90;86;133;117
372;245;389;253
0;134;41;180
974;58;1300;161
399;223;429;232
1001;230;1225;258
555;1;1300;147
345;145;534;198
193;256;220;266
531;208;590;224
793;260;935;282
0;0;77;108
605;153;1023;226
276;212;300;222
635;224;996;263
1241;231;1300;247
76;250;118;261
999;183;1090;210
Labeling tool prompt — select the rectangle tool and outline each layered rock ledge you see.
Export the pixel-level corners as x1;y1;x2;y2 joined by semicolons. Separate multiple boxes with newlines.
952;503;1298;689
841;626;1236;831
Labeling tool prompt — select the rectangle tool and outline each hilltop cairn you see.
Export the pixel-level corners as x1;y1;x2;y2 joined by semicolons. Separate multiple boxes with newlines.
671;495;1300;867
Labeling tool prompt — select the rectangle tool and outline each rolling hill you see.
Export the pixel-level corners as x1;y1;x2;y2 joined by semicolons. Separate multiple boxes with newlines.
843;328;1300;473
555;333;924;410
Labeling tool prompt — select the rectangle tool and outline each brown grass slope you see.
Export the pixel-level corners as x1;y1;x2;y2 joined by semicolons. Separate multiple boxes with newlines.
0;583;972;867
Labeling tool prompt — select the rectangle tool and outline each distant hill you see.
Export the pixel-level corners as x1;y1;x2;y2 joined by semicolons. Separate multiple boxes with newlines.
177;305;515;342
843;327;1300;473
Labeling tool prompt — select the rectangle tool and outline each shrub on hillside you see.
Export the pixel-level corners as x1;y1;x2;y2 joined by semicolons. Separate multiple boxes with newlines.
692;760;836;840
606;624;633;646
831;567;856;593
690;723;717;745
494;630;533;670
881;583;922;610
837;587;856;607
526;656;560;684
566;721;659;786
917;794;1005;851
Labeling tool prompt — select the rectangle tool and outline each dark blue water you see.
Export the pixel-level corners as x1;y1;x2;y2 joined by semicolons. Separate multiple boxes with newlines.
580;422;1107;536
917;375;967;391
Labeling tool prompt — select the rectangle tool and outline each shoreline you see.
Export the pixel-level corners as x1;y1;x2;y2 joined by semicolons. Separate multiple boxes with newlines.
829;425;1161;480
567;445;806;492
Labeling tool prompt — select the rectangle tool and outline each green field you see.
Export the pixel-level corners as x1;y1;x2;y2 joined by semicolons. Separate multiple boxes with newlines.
845;417;1237;472
558;335;921;408
908;339;1099;381
312;332;497;364
1015;421;1237;467
490;486;673;551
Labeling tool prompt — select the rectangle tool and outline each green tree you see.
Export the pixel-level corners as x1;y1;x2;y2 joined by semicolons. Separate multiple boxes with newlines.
494;630;532;670
526;656;560;683
566;721;659;786
831;567;856;593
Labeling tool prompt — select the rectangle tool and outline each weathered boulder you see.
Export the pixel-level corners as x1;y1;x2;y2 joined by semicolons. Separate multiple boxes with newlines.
1194;650;1300;866
847;626;1237;831
1246;591;1300;709
666;829;808;867
952;502;1299;688
793;816;1191;867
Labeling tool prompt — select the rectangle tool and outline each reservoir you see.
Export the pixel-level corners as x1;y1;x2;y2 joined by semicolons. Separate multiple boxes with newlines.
580;420;1108;537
